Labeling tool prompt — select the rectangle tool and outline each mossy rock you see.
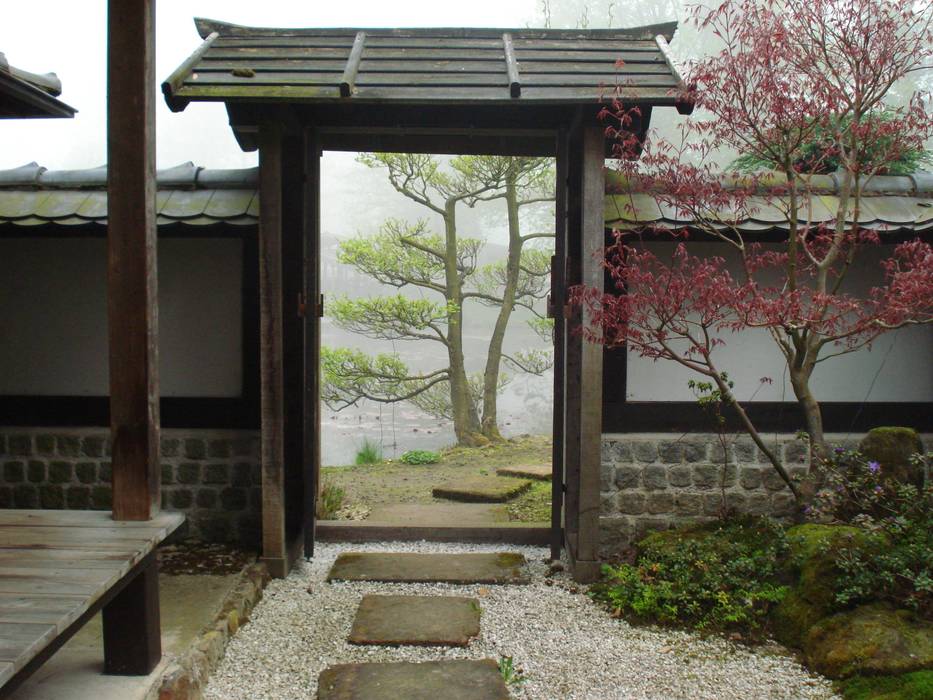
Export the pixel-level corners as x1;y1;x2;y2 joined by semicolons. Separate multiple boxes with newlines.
771;588;828;649
859;427;925;487
804;603;933;679
785;523;881;610
638;516;779;558
837;670;933;700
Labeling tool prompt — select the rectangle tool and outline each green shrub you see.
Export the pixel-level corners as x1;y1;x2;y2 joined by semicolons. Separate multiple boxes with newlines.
838;671;933;700
590;518;790;635
400;449;440;465
355;438;383;465
316;482;345;519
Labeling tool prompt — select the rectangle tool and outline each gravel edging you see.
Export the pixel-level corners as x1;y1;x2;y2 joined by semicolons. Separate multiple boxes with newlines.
203;541;841;700
149;563;271;700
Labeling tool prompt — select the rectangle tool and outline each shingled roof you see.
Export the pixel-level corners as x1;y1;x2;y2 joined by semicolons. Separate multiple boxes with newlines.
0;162;257;227
0;52;75;119
162;19;691;112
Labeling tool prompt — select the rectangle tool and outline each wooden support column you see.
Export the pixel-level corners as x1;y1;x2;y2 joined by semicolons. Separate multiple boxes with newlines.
258;120;288;578
102;553;160;674
564;124;605;583
107;0;160;522
550;128;568;561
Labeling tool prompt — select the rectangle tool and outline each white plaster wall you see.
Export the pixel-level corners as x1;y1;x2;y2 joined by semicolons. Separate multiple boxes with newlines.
0;237;243;397
625;241;933;402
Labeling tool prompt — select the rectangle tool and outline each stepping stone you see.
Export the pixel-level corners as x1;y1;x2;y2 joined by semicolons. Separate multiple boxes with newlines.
348;594;480;646
317;659;509;700
327;551;528;584
432;477;532;503
496;464;552;481
367;503;508;525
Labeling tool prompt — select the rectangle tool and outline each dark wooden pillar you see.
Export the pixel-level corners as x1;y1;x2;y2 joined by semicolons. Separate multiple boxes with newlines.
258;120;288;577
102;553;160;674
107;0;160;521
564;124;605;582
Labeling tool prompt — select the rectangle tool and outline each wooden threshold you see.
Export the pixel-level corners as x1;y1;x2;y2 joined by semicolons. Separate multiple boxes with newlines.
315;521;552;546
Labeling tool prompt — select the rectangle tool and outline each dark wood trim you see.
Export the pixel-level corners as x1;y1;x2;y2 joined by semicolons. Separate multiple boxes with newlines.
550;128;568;561
603;400;933;434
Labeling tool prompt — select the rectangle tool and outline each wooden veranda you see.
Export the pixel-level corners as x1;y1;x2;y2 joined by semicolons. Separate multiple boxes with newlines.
162;18;692;581
0;1;183;694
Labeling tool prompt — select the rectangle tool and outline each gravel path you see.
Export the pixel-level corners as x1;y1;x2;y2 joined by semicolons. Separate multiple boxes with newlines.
204;541;840;700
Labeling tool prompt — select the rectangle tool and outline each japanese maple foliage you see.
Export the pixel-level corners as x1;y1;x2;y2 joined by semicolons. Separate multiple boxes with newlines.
579;0;933;501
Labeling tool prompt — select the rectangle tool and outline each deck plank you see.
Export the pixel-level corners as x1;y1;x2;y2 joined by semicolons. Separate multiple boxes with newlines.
0;510;183;684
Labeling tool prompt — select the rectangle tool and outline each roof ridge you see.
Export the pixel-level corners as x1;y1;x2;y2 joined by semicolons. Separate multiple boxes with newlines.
0;163;258;190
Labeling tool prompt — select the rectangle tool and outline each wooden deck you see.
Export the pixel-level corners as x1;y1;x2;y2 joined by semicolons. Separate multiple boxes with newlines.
0;510;184;693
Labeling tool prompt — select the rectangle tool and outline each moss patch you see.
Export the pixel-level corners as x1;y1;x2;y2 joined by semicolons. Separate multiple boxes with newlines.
804;603;933;679
838;671;933;700
859;427;925;487
771;588;828;649
506;481;551;523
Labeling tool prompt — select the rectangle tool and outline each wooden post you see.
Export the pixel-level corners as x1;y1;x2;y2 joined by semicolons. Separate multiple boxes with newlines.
107;0;160;521
258;120;288;578
564;124;605;582
102;553;160;674
550;128;568;561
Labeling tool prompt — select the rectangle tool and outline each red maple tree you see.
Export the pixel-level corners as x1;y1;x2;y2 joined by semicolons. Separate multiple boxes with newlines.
577;0;933;500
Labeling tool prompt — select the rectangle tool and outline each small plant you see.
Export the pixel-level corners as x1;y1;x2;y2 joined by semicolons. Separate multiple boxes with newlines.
355;438;383;465
497;655;526;686
400;449;440;465
590;518;790;636
316;482;345;520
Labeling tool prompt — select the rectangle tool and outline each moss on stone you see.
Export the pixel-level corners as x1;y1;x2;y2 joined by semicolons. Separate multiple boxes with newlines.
804;603;933;679
771;588;827;649
859;427;925;487
838;670;933;700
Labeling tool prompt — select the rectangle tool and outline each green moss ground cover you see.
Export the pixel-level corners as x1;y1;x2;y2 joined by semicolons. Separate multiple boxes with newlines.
838;671;933;700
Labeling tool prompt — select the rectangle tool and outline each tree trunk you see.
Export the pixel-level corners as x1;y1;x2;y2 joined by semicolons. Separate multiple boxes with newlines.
443;199;484;445
789;363;826;478
481;176;522;440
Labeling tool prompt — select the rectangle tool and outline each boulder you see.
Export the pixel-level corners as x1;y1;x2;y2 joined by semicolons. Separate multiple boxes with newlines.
803;603;933;679
859;427;926;487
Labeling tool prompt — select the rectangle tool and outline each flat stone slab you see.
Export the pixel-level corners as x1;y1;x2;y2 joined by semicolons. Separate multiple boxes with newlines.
348;595;480;646
432;477;532;503
496;464;552;481
327;552;529;584
367;503;508;526
317;659;509;700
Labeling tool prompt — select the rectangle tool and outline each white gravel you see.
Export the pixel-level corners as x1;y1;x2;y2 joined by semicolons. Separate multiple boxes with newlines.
204;541;840;700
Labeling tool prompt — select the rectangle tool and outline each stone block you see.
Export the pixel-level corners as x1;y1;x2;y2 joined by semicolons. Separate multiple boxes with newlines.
721;464;738;488
171;489;194;509
237;513;262;547
251;464;262;486
196;489;217;509
614;465;641;489
56;435;81;457
0;434;6;454
646;492;674;515
692;464;719;490
771;493;797;517
66;486;91;509
209;439;232;459
604;440;633;463
632;516;671;541
204;464;230;485
643;465;668;490
0;486;12;508
600;465;615;491
184;438;207;460
8;435;32;456
599;516;635;558
249;487;262;511
232;463;252;487
710;442;735;464
726;492;748;513
600;492;617;516
161;463;174;485
39;484;65;509
703;493;724;516
161;437;181;458
617;492;646;515
740;467;762;490
14;484;38;508
734;439;759;464
91;485;112;510
195;514;234;543
177;463;201;484
81;435;107;458
3;461;25;483
784;440;809;465
27;461;45;483
98;462;112;483
232;437;256;457
683;440;708;463
35;434;55;455
75;462;97;484
746;493;770;515
674;492;703;516
220;487;248;512
657;441;683;463
667;465;692;488
632;442;658;463
48;461;73;484
763;468;790;491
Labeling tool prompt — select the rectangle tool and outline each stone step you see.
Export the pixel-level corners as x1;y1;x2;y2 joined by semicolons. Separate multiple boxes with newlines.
317;659;509;700
496;464;552;481
432;477;532;503
327;551;529;585
348;594;480;647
